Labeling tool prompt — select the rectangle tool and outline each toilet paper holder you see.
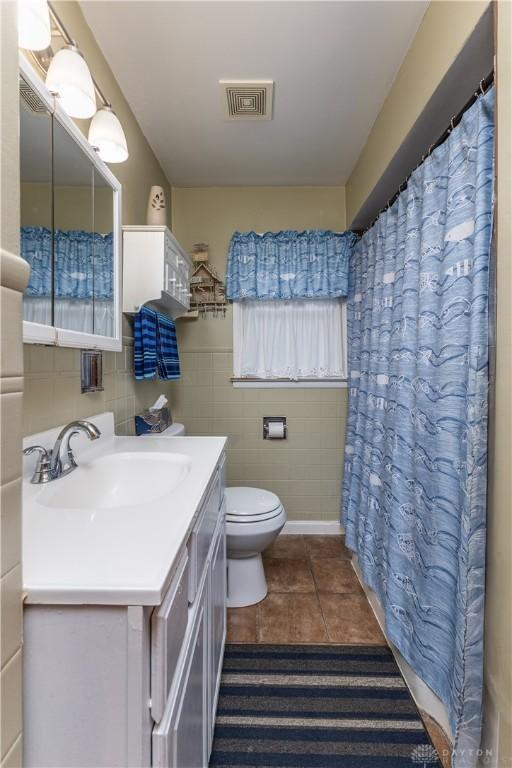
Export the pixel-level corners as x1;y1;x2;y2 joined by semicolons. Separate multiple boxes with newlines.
263;416;287;440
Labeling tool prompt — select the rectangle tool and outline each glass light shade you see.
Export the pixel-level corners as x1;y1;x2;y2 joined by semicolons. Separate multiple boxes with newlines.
46;45;96;119
18;0;51;51
88;107;129;163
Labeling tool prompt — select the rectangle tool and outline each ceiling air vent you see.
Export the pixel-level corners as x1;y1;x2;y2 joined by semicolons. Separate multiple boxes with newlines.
220;80;274;121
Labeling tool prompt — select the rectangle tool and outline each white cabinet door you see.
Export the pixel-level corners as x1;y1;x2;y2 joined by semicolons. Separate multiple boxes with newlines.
151;552;189;723
174;604;206;768
208;516;227;752
153;578;207;768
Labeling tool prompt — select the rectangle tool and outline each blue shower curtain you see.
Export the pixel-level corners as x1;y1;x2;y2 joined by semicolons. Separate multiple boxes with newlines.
342;87;494;766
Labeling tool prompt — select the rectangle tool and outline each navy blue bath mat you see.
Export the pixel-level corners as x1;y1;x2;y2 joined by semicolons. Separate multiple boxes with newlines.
210;644;442;767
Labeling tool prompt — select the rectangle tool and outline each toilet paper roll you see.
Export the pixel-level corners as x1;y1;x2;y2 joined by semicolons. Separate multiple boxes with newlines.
268;421;285;439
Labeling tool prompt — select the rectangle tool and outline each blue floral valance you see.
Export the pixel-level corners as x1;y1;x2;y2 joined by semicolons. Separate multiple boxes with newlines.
21;226;113;300
226;229;357;301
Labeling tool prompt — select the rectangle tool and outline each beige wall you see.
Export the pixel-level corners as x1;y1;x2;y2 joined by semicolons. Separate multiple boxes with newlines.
21;0;175;437
346;0;490;225
482;1;512;763
23;341;175;438
1;3;26;766
169;187;347;521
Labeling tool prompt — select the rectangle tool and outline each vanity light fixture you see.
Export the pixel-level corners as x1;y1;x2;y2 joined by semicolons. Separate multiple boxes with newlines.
18;0;51;51
45;43;96;119
88;106;129;163
20;1;129;162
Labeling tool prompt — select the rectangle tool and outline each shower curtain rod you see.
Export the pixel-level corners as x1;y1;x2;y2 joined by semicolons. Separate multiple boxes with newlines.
359;69;495;235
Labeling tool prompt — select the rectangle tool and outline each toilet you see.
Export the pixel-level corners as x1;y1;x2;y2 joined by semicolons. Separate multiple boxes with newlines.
143;423;286;607
224;487;286;608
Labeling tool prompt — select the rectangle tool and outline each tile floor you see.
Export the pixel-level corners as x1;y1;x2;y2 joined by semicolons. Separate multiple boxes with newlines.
226;534;386;645
226;533;452;768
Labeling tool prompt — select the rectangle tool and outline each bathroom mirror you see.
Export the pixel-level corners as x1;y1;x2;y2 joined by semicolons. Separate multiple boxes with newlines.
19;56;122;351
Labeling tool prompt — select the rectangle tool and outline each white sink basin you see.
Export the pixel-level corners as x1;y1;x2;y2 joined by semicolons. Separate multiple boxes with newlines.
38;452;191;510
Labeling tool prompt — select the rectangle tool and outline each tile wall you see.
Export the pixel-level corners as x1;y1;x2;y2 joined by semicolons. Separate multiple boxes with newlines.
167;350;346;521
1;266;25;768
23;336;176;438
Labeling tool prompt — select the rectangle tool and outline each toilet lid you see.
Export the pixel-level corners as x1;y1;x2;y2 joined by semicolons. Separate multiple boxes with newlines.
225;487;281;518
226;507;284;524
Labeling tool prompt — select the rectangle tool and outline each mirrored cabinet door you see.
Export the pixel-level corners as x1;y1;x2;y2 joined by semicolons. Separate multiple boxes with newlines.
53;116;95;335
93;167;115;338
20;79;53;328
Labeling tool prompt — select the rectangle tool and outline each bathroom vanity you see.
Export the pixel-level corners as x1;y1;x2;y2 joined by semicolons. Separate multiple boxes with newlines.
22;413;227;768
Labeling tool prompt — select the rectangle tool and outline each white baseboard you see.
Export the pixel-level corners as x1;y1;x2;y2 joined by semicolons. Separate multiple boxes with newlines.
352;556;453;742
282;520;344;535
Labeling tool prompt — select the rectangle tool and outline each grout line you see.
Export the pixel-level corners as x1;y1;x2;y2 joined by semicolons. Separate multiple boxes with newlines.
1;643;22;674
1;733;22;767
316;591;332;643
0;560;21;583
255;600;261;644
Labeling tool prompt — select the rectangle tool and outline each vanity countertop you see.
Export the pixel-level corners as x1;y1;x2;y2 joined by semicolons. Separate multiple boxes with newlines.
22;413;226;606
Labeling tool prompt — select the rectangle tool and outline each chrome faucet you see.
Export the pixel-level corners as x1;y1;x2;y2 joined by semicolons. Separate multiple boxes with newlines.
24;420;101;484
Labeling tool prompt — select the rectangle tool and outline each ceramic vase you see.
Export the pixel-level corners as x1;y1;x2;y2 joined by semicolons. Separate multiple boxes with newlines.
146;185;167;226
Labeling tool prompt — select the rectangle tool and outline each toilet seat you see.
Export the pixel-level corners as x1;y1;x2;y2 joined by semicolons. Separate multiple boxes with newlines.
227;506;284;524
225;487;282;524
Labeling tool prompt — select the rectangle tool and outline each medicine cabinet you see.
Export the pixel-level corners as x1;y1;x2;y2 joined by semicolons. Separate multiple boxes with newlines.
19;56;122;351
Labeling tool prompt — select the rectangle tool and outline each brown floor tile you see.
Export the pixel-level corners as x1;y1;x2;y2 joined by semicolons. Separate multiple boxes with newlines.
318;592;387;645
226;605;258;643
310;557;364;594
303;535;352;559
264;557;315;593
421;713;452;768
263;534;306;560
258;592;328;643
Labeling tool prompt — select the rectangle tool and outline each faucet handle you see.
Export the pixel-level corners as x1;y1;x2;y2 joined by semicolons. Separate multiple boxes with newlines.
23;445;52;484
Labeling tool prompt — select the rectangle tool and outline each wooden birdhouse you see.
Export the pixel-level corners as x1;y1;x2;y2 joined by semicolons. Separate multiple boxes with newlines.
189;262;227;317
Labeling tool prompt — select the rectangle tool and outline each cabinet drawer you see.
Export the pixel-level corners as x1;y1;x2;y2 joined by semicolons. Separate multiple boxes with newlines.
195;471;220;594
151;551;189;724
188;470;221;604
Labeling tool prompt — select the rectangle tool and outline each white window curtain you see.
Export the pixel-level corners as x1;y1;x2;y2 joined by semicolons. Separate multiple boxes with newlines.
233;299;346;380
23;298;114;337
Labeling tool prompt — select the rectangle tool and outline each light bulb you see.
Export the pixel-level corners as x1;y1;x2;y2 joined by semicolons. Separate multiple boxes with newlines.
46;44;96;119
88;106;129;163
18;0;51;51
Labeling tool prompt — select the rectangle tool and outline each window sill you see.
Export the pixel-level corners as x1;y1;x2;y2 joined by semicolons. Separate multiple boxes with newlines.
231;378;348;389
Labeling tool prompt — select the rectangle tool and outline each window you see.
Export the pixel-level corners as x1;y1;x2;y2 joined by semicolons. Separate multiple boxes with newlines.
233;299;347;385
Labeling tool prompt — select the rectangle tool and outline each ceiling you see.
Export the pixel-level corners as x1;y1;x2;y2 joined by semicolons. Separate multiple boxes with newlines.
80;1;428;187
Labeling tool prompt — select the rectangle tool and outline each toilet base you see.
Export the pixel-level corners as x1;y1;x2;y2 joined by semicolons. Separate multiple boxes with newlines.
227;553;268;608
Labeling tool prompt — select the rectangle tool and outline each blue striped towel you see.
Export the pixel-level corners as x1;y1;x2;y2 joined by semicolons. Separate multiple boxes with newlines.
133;306;181;381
